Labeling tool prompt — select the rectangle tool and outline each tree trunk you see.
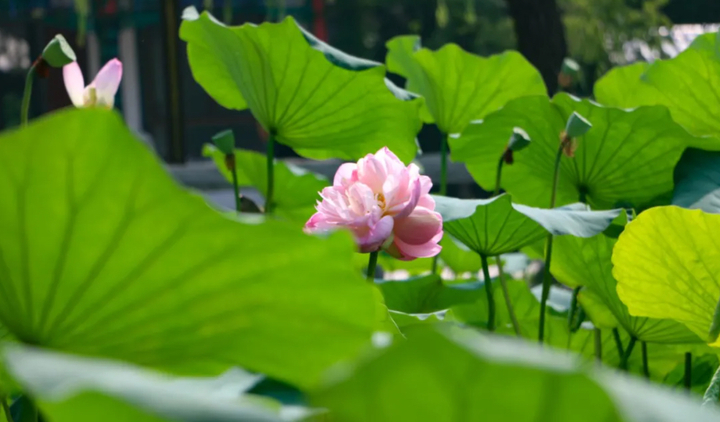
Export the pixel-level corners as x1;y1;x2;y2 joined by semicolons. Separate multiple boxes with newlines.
505;0;567;94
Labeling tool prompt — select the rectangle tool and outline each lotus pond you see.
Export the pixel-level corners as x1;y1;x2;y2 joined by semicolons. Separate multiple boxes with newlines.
3;6;720;422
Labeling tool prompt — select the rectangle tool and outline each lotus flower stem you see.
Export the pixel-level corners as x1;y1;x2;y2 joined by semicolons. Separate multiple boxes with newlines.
642;341;650;379
567;286;581;331
538;142;565;343
685;352;692;390
1;397;13;422
20;63;37;126
612;328;625;358
480;254;496;332
495;255;520;336
439;132;448;196
494;157;503;196
594;328;602;361
266;134;275;214
619;336;637;371
703;364;720;406
367;250;379;282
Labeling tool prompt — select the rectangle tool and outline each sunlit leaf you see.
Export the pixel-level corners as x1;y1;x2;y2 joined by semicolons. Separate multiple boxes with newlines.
612;206;720;346
594;33;720;150
385;35;546;134
552;233;702;344
0;108;376;388
181;8;422;163
1;345;283;422
434;194;620;256
452;94;695;209
203;144;327;222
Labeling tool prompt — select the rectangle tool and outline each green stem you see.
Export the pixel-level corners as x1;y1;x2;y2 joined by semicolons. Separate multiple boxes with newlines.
685;352;692;390
538;143;565;344
496;255;520;336
439;132;448;196
265;134;275;215
366;250;379;282
1;397;13;422
21;64;36;126
642;341;650;379
612;327;625;358
494;157;503;196
703;365;720;406
229;154;241;213
619;336;637;371
567;286;581;332
594;328;602;362
480;255;496;332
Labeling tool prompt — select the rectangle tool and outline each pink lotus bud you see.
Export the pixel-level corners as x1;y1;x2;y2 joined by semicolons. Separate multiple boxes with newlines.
63;58;122;109
305;147;443;260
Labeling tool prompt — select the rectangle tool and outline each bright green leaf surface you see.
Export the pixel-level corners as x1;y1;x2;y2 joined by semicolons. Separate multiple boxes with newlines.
181;9;422;163
376;275;482;314
613;206;720;345
434;194;620;256
578;289;619;329
594;33;720;149
552;234;701;344
312;327;623;422
672;148;720;214
2;345;283;422
385;35;546;134
0;108;376;388
203;144;328;223
452;94;694;209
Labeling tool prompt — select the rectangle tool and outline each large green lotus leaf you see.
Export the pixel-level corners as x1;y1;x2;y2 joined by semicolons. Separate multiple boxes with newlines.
376;274;482;314
452;94;694;209
672;148;720;213
578;289;619;329
1;344;284;422
612;206;720;346
0;108;376;388
439;235;481;273
203;144;327;222
312;326;622;422
385;35;546;134
180;8;422;163
312;326;720;422
434;194;620;256
594;33;720;149
552;234;702;344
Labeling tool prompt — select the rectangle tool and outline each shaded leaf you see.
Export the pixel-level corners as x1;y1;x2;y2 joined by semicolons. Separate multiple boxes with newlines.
439;235;481;274
181;9;422;163
672;148;720;214
612;206;720;346
0;108;376;388
385;35;546;134
452;94;694;209
376;275;482;314
434;194;620;256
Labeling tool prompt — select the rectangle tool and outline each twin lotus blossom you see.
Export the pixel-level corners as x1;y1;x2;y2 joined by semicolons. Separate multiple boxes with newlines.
63;58;123;108
305;147;443;260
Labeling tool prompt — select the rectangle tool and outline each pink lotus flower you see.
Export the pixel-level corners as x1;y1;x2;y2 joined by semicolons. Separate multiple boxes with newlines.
305;147;443;260
63;58;123;108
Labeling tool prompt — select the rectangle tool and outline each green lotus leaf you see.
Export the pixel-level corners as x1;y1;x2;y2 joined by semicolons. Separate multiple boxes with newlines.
180;8;422;163
385;35;546;134
594;33;720;150
434;194;620;256
451;94;694;209
376;274;482;314
0;108;376;388
663;353;719;395
439;235;481;273
203;144;328;222
672;148;720;214
612;206;720;346
389;310;447;330
312;325;720;422
1;344;283;422
552;233;702;344
578;289;619;330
